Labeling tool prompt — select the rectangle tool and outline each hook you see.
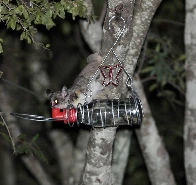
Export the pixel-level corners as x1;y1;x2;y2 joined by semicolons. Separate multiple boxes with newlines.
108;15;126;32
115;3;124;18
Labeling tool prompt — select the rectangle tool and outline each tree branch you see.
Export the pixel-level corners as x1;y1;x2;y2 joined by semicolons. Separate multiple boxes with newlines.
184;0;196;184
79;1;133;184
79;127;117;185
123;0;176;184
134;76;176;185
79;1;135;184
125;0;162;74
112;129;132;185
79;0;102;52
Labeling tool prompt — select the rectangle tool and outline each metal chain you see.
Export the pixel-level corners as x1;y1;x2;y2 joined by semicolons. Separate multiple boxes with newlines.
84;15;133;103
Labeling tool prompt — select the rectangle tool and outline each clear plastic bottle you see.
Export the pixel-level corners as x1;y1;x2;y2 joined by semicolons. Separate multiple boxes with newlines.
76;97;143;127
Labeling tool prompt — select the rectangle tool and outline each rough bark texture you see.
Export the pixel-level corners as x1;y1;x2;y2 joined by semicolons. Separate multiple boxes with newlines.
112;130;132;185
79;1;132;184
184;0;196;184
134;76;176;185
78;0;176;184
122;0;176;184
79;127;117;185
125;0;162;74
79;1;135;184
100;0;135;99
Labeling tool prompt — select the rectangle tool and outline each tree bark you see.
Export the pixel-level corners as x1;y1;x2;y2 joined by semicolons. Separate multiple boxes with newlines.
134;76;176;185
125;0;162;74
184;0;196;184
79;127;117;185
79;1;135;184
79;1;133;184
122;0;176;184
111;130;132;185
79;0;175;184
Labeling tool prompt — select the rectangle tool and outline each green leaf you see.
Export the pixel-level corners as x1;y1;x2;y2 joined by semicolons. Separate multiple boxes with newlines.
22;7;28;19
15;6;23;15
46;44;50;48
20;32;26;40
0;43;3;53
16;144;30;154
31;134;39;143
17;134;26;141
16;24;22;31
149;83;158;92
140;66;154;74
27;36;32;44
32;143;48;163
0;132;11;143
58;6;65;19
10;16;17;30
175;54;186;62
155;43;160;52
179;78;185;90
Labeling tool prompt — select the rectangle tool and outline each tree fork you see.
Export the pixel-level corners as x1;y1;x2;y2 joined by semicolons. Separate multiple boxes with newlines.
79;1;135;184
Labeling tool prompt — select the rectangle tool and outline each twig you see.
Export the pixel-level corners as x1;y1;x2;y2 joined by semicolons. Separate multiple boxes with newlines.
168;81;185;96
141;76;157;83
0;112;16;154
1;78;40;97
1;78;40;98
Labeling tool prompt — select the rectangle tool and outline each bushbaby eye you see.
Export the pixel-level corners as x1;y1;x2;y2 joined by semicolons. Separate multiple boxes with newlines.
54;99;58;105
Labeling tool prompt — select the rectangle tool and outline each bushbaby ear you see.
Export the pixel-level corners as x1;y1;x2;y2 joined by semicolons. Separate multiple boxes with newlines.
61;86;68;98
46;89;52;96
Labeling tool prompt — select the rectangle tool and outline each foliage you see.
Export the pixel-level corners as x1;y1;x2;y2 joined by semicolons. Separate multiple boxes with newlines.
0;112;47;163
0;0;95;53
16;133;48;163
0;131;12;143
0;112;16;153
0;128;48;163
139;36;185;106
